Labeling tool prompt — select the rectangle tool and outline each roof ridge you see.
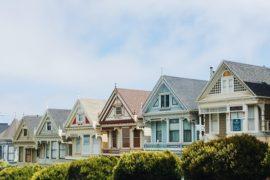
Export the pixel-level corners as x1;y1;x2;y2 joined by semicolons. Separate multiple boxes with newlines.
223;60;270;70
163;75;208;82
117;87;150;92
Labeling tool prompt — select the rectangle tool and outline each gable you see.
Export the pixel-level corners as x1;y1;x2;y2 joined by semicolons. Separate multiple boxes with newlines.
144;82;185;114
16;123;31;141
198;63;253;101
36;114;59;137
65;101;91;128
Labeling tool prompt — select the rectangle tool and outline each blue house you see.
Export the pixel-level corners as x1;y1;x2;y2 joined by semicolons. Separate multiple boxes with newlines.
142;75;207;153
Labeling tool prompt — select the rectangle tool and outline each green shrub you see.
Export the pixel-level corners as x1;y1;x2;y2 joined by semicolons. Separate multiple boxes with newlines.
113;151;181;180
0;161;9;171
180;134;269;180
67;156;118;180
0;165;42;180
31;163;70;180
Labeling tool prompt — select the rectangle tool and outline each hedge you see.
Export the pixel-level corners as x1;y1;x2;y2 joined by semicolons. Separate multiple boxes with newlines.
113;151;181;180
31;163;70;180
67;156;118;180
0;165;42;180
0;161;9;171
180;134;269;180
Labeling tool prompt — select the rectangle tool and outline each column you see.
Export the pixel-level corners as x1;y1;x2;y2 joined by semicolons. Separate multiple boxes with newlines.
254;105;259;132
199;115;202;139
243;104;248;132
259;104;265;131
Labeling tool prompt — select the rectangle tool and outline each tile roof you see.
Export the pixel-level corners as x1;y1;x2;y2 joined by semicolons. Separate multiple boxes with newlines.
117;88;150;117
47;109;71;129
224;60;270;97
0;123;8;134
79;98;106;124
163;75;208;110
0;119;19;140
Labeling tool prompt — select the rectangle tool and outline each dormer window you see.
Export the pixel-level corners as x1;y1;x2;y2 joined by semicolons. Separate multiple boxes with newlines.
160;94;170;108
47;122;51;131
116;106;122;115
23;129;27;136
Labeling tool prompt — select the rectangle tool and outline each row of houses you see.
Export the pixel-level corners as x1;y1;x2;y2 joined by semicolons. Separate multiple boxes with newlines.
0;60;270;165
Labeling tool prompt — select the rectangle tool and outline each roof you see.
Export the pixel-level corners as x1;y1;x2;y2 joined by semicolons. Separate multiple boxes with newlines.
224;60;270;97
163;75;208;110
47;109;71;129
0;119;19;140
79;98;106;123
21;115;42;136
0;123;9;134
117;88;150;117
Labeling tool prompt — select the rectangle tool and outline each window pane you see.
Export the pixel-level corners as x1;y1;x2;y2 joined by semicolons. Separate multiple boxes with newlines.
166;95;170;107
161;95;165;107
122;128;130;148
184;130;191;142
133;129;140;148
211;114;218;133
156;121;162;142
248;105;255;131
112;131;117;148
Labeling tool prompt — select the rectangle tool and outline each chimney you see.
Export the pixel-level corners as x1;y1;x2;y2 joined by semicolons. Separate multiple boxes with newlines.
210;66;215;78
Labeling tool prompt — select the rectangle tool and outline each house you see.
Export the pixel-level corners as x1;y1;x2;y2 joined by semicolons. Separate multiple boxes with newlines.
0;119;20;163
13;115;42;164
143;75;207;153
64;99;106;159
0;123;9;134
197;60;270;143
99;88;150;155
35;109;71;164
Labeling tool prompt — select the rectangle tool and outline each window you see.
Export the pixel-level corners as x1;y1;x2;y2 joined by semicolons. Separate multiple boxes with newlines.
8;146;14;161
153;98;159;107
47;122;51;131
161;94;170;108
183;119;192;142
211;114;219;134
78;114;84;123
46;143;50;158
51;141;58;159
59;143;66;159
82;135;90;155
172;97;178;105
169;119;179;142
122;128;130;148
248;105;255;131
196;131;200;140
221;71;234;93
112;130;117;148
116;107;122;115
230;112;244;131
23;129;27;136
75;137;80;153
156;121;162;142
133;129;140;148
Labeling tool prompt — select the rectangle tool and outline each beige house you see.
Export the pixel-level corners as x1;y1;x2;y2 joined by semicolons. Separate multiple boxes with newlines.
35;109;71;164
197;60;270;143
99;88;150;155
64;98;106;159
13;115;42;164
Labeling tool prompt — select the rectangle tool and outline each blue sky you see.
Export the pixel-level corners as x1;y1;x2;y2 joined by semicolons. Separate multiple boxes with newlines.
1;0;270;123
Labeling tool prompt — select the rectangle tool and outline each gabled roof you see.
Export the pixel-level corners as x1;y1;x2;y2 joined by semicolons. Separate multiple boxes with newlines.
224;60;270;97
163;75;207;110
0;123;9;134
47;109;71;129
117;88;150;117
0;119;19;140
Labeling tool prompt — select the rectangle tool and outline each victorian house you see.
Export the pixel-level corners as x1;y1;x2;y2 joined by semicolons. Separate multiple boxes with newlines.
197;60;270;143
0;119;19;164
142;75;207;153
99;88;150;155
35;109;71;164
13;115;42;164
64;99;106;159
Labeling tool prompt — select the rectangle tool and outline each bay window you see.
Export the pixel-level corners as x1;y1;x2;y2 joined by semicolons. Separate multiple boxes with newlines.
169;119;179;142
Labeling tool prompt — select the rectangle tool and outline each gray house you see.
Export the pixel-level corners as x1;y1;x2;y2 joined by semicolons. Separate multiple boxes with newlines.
35;109;71;164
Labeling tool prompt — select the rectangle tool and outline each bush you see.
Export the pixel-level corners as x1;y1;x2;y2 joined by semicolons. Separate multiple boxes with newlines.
31;163;70;180
0;165;42;180
180;134;269;180
0;161;9;171
113;151;181;180
67;156;118;180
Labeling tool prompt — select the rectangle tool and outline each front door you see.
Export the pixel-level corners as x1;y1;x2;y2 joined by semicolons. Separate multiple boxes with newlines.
25;148;32;162
133;129;140;148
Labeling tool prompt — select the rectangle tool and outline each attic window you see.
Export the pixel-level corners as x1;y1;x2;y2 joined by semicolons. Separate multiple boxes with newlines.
116;107;122;115
47;122;51;131
77;114;84;123
23;129;27;136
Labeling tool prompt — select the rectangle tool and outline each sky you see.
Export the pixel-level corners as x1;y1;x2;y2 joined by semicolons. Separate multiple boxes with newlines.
1;0;270;123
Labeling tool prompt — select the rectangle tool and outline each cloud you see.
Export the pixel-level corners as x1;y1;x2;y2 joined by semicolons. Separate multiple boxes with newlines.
0;0;270;123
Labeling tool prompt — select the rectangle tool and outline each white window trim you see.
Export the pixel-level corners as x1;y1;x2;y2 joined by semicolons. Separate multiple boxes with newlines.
210;113;219;135
221;76;234;94
159;93;170;109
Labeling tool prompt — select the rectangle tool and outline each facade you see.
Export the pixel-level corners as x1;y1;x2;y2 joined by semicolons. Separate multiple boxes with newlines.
35;109;71;164
64;99;106;159
143;75;207;153
198;60;270;143
13;115;42;164
99;88;150;155
0;119;19;163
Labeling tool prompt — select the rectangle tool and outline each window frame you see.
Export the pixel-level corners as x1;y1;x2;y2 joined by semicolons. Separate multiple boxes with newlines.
115;106;122;115
160;94;170;109
51;141;58;159
183;119;192;142
156;121;162;142
210;114;219;134
23;129;28;136
169;119;179;142
122;128;130;148
47;121;52;131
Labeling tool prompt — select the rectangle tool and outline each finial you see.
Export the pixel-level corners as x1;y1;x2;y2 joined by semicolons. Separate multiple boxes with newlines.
115;83;117;88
